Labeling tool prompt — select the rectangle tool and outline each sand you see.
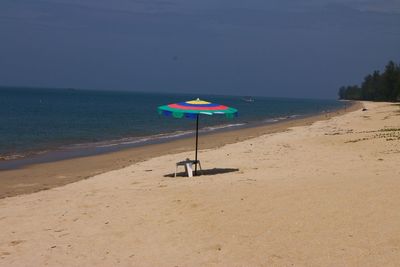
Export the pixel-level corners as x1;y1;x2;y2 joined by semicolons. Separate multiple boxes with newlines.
0;101;399;266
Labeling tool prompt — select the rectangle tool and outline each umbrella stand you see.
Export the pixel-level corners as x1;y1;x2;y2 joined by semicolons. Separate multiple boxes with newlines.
158;98;237;177
194;114;199;176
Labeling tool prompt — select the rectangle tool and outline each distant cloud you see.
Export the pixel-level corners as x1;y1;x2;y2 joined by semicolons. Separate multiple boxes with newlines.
304;0;400;14
356;0;400;14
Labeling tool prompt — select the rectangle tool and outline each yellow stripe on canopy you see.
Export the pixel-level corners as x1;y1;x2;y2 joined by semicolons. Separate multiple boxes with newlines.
186;98;210;105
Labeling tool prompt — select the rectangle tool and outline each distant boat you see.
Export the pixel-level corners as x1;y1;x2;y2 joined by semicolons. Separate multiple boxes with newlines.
242;96;255;103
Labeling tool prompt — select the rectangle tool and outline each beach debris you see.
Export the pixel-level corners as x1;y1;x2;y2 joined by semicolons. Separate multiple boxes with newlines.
59;233;70;238
345;137;368;143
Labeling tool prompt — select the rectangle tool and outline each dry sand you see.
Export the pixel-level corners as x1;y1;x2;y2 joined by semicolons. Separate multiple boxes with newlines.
0;101;399;266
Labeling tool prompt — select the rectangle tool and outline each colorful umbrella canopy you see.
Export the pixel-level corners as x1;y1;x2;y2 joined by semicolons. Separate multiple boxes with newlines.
158;98;238;119
158;98;238;176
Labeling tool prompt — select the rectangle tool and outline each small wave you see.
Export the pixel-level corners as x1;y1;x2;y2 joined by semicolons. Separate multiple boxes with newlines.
95;131;195;148
0;150;50;161
0;154;25;161
75;124;245;150
289;114;300;118
56;131;194;150
202;123;246;132
264;118;280;123
66;124;245;151
263;114;301;123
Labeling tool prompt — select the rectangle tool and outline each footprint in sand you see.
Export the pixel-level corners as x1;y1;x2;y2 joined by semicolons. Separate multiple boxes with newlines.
1;251;11;258
205;244;222;252
9;240;25;246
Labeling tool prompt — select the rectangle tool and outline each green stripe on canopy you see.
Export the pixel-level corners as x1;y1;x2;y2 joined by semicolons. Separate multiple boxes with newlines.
158;105;238;118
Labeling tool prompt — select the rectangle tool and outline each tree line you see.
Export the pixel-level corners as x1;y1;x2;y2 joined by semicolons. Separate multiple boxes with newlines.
338;60;400;102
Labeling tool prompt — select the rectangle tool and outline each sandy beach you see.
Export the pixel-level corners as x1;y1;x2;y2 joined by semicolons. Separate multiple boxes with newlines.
1;101;399;266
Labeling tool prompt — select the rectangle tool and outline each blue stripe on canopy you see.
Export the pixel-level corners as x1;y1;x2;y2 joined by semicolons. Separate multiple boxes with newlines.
177;102;220;107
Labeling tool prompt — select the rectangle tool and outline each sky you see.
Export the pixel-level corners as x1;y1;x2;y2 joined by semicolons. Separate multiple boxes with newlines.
0;0;399;98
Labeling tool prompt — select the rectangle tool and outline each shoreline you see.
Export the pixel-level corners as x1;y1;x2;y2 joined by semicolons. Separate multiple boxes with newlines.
0;102;346;169
0;101;361;199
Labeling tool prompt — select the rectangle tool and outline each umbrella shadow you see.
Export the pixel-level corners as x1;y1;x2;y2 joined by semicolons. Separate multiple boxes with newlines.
164;168;239;178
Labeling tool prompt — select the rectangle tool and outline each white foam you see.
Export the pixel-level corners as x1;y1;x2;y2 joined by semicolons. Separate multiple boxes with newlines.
202;123;246;131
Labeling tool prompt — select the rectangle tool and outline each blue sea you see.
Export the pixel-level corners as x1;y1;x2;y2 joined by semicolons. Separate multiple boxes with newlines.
0;87;344;167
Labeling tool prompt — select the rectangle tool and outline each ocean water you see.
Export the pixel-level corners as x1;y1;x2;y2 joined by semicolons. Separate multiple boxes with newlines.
0;87;344;164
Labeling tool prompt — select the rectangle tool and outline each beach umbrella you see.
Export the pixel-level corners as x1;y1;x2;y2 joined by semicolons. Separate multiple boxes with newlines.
158;98;238;175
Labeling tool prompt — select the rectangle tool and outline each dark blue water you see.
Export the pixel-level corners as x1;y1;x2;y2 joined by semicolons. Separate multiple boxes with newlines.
0;87;344;162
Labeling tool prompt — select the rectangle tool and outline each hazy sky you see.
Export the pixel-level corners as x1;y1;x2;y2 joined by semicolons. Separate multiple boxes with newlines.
1;0;399;98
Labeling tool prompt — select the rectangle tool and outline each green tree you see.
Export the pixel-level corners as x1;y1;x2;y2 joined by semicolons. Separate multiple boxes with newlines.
382;61;398;101
338;60;400;102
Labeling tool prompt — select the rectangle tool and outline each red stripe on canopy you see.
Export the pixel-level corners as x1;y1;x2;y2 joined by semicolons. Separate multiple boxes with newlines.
168;103;229;111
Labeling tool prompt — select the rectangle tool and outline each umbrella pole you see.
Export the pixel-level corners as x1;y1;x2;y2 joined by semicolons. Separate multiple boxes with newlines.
195;114;199;176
